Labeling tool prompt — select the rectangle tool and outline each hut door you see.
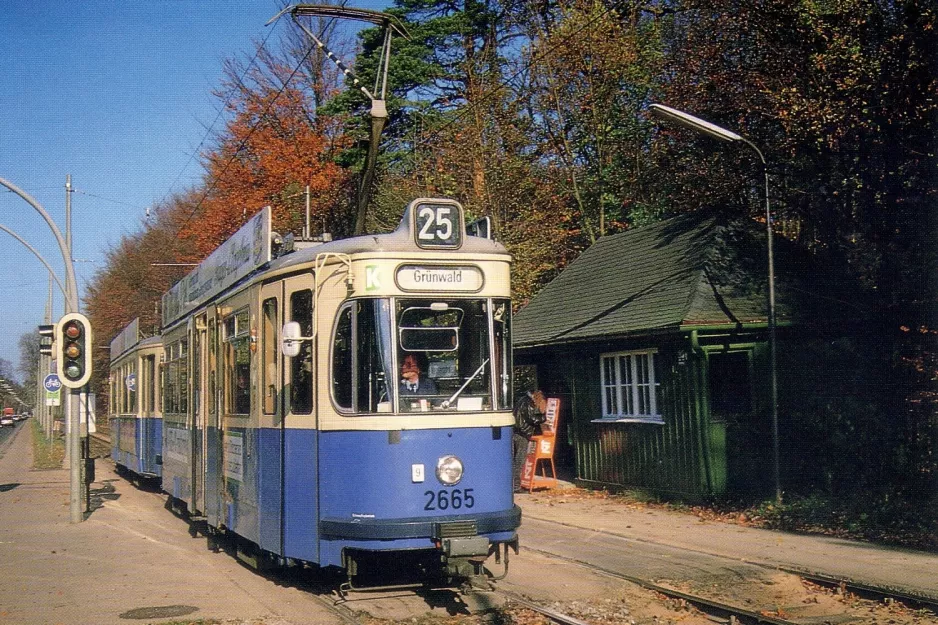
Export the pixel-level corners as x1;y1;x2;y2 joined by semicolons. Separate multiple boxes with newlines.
708;350;757;495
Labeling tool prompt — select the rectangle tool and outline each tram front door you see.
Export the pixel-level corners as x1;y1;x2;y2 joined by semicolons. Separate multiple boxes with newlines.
280;276;319;561
190;313;207;515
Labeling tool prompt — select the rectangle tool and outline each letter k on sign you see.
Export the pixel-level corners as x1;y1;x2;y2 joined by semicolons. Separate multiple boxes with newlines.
366;265;381;291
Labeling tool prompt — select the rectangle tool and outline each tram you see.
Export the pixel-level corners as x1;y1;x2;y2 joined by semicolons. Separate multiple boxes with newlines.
108;319;163;479
110;198;519;589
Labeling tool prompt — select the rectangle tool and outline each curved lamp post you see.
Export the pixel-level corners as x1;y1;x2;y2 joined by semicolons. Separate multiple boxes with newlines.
649;103;780;504
0;224;70;300
0;176;78;312
0;175;83;522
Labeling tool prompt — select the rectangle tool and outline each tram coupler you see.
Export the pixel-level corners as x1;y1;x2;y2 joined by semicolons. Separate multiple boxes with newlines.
487;541;513;582
440;535;500;591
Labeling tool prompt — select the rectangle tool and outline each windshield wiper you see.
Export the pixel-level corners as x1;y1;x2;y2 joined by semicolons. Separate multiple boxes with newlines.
441;359;489;409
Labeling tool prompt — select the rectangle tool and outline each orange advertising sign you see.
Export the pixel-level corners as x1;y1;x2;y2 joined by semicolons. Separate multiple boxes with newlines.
520;397;560;491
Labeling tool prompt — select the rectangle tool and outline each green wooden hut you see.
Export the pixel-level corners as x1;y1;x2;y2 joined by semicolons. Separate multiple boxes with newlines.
513;213;825;499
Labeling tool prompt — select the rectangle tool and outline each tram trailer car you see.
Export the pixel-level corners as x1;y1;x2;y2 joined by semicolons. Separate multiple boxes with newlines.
136;198;518;589
108;325;163;480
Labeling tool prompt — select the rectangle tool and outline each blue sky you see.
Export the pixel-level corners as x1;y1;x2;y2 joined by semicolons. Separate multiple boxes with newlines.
0;1;385;380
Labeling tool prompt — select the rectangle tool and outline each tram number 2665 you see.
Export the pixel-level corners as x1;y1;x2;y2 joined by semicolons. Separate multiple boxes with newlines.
424;488;475;511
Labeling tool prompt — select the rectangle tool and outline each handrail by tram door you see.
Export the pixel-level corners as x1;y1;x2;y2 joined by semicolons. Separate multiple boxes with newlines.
313;252;352;342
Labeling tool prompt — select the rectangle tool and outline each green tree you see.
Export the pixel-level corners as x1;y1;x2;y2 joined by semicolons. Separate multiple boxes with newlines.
653;0;938;496
18;332;40;406
522;0;667;243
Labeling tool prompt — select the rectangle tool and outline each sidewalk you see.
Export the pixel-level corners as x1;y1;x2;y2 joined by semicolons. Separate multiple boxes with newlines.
0;422;344;625
3;421;936;623
516;487;938;602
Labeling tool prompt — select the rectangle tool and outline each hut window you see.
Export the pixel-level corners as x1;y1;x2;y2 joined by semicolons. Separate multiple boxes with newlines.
599;350;661;422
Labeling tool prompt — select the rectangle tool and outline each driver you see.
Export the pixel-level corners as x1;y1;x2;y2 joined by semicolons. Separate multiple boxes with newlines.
399;352;438;395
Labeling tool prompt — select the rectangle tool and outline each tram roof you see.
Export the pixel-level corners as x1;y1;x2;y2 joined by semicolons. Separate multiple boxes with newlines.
266;206;510;274
110;333;163;363
159;204;511;330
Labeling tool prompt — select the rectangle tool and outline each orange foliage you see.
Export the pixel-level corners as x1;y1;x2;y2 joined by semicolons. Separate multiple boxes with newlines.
185;84;349;255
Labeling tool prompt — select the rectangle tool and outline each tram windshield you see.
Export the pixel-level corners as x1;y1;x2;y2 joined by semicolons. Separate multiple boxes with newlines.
331;298;512;414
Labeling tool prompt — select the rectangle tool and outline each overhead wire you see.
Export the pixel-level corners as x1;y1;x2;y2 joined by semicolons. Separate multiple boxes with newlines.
72;189;141;209
157;17;282;217
172;7;348;240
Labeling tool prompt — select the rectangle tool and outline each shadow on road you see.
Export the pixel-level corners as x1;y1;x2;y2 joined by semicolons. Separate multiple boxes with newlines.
85;478;121;517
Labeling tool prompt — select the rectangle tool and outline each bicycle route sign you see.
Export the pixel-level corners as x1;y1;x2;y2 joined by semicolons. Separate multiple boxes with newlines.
44;374;61;406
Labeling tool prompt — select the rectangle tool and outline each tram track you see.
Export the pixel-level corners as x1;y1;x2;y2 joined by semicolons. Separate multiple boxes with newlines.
90;447;935;624
522;513;938;622
498;590;594;625
779;568;938;615
516;546;804;625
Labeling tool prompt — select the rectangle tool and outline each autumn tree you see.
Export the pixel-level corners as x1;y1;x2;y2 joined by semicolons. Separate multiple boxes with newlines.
84;194;196;411
189;81;351;253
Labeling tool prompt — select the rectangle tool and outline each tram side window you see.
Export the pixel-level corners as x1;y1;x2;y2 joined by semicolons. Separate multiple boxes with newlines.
118;365;126;413
178;339;188;414
262;297;278;415
128;360;138;414
117;365;124;413
192;331;201;417
493;300;512;410
208;320;217;418
164;343;179;414
144;355;156;414
160;362;166;414
290;290;313;415
333;306;353;410
332;299;393;414
225;311;251;415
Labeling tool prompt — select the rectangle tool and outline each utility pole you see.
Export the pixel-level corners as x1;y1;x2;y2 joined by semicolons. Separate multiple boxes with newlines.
41;275;53;437
65;174;82;521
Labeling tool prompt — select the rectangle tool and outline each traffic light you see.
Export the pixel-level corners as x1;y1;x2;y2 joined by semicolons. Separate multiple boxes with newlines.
38;324;55;357
55;313;93;389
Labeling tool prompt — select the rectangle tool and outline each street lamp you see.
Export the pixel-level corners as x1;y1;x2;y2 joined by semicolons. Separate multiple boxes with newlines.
0;175;83;523
649;103;781;504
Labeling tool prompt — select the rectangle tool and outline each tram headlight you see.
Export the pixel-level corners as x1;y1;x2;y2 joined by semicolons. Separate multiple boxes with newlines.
436;455;464;486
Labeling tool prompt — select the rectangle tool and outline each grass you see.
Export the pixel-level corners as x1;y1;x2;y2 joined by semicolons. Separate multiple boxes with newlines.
30;419;65;469
745;492;938;551
543;485;938;553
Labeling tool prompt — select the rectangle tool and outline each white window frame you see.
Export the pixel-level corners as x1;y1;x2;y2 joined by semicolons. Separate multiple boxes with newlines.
595;349;663;424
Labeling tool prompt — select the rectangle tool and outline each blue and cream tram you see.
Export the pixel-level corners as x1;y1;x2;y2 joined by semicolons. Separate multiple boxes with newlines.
108;319;163;479
143;198;518;588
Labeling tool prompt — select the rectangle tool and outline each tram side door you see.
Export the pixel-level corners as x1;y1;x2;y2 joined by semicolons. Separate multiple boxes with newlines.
259;282;284;555
190;313;208;515
204;308;224;528
281;275;319;561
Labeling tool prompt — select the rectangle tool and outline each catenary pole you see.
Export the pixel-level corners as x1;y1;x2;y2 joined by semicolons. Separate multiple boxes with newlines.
65;175;81;521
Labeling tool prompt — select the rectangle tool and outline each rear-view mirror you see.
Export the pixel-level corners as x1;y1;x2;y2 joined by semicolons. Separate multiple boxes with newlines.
281;321;303;357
